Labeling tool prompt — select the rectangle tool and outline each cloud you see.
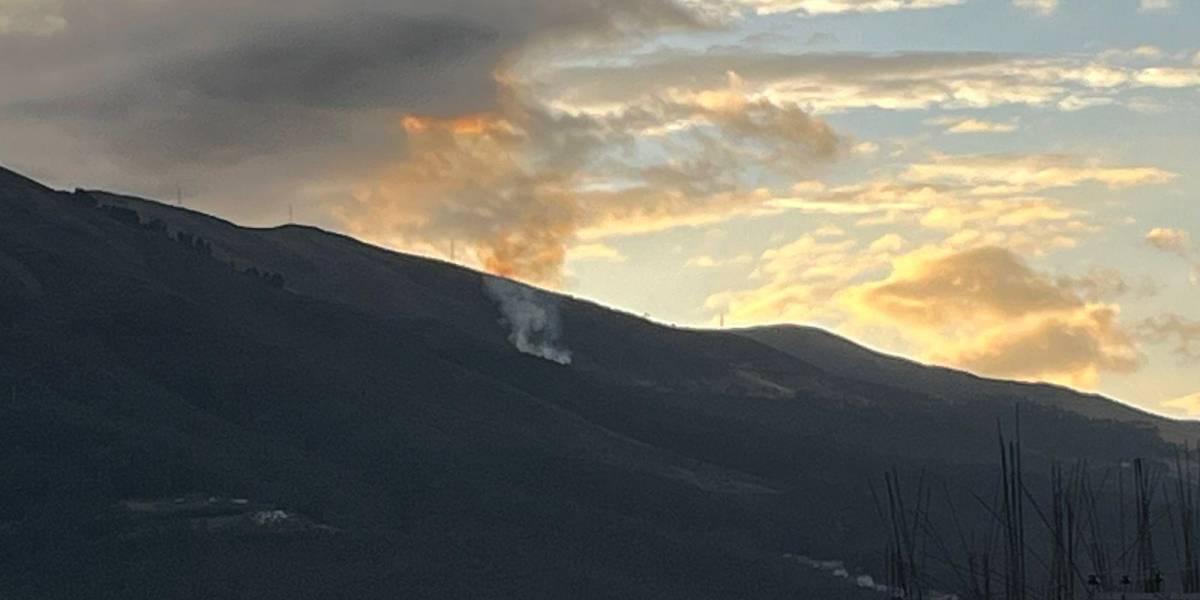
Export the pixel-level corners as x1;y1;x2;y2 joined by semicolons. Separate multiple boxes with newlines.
851;141;880;154
1056;266;1160;302
1013;0;1058;16
0;0;706;228
1146;227;1192;257
920;197;1077;230
1139;314;1200;363
705;151;1158;388
686;253;753;268
762;165;1101;255
902;153;1176;193
0;0;66;35
847;246;1078;325
813;224;847;237
336;98;586;285
337;78;842;284
0;0;698;170
3;0;1193;302
804;32;838;46
1135;68;1200;88
691;0;964;17
1138;0;1174;11
541;47;1200;121
842;246;1141;386
705;229;902;325
1162;392;1200;418
926;116;1018;134
566;243;627;263
1145;228;1199;284
544;50;1049;114
1057;96;1116;111
1;0;852;285
1097;46;1165;64
758;149;1170;250
943;305;1139;386
769;180;937;215
706;228;1146;388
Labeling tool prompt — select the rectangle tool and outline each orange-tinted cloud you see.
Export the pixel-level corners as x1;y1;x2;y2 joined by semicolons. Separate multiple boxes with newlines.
1162;392;1200;418
925;116;1018;134
706;232;898;325
1146;227;1192;257
756;151;1170;254
340;96;583;286
902;154;1177;193
848;246;1078;325
566;243;627;263
708;232;1149;387
841;246;1142;387
942;305;1139;387
339;80;842;285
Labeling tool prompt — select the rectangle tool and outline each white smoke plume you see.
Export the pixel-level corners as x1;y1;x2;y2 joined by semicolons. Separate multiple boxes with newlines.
483;276;573;365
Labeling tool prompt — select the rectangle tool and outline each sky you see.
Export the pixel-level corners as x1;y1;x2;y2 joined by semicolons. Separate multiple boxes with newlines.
1;0;1197;415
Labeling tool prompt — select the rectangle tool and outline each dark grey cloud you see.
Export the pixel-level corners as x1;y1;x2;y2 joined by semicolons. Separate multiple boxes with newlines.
7;14;503;169
0;0;699;196
159;16;502;113
0;0;839;283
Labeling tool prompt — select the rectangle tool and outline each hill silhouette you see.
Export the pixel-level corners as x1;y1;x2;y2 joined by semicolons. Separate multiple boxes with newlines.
0;165;1191;599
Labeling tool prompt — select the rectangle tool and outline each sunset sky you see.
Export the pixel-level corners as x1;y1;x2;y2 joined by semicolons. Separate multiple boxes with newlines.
1;0;1197;414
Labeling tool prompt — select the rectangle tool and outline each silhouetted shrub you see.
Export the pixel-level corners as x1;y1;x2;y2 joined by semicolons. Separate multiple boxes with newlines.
174;231;214;257
68;190;98;208
102;205;141;226
241;266;286;289
194;238;212;257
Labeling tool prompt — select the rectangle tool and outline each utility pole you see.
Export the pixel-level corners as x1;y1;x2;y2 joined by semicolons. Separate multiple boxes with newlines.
288;203;294;224
176;185;182;206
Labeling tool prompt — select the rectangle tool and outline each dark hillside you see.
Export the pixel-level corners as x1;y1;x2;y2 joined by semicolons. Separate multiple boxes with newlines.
0;165;1193;598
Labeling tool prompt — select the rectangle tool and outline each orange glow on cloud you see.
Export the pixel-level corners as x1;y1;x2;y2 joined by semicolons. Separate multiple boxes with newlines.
341;94;582;287
340;77;842;287
401;114;512;136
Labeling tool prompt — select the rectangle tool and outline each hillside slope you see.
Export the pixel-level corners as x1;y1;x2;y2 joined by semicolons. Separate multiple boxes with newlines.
736;325;1195;443
84;186;1192;442
0;165;1192;599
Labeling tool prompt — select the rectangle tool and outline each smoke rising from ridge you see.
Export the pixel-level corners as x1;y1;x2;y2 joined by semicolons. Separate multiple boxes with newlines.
483;275;573;365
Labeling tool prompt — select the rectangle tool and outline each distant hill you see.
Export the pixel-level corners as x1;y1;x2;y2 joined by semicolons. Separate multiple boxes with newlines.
735;325;1196;443
0;165;1191;599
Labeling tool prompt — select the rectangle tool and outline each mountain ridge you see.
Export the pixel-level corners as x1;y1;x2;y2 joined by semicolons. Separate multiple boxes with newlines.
735;324;1193;439
62;166;1189;439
